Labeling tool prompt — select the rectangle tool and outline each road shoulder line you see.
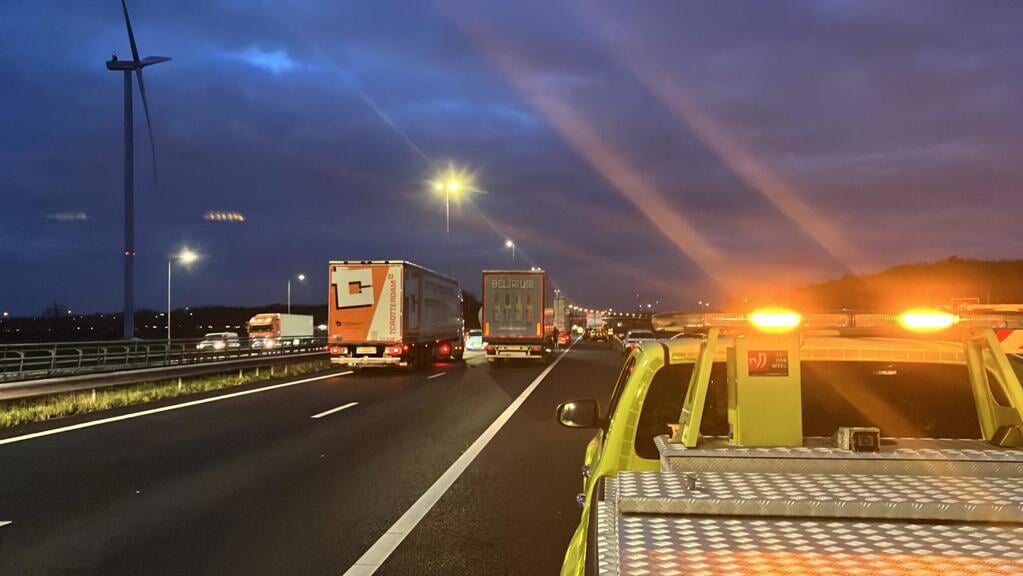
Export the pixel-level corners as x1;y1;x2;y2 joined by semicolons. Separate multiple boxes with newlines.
0;370;354;447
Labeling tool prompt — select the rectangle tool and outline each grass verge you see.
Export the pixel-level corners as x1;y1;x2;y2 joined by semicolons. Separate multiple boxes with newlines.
0;359;332;429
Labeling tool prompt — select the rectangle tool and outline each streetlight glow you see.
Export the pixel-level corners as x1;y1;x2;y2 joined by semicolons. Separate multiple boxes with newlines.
297;273;306;282
176;247;199;265
429;163;475;235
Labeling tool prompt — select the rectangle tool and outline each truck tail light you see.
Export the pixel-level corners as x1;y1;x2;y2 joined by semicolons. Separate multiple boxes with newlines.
386;344;404;356
328;345;343;355
530;345;543;353
485;344;495;353
439;342;451;356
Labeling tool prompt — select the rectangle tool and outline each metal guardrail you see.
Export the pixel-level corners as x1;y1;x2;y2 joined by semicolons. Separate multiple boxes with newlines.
0;335;327;383
0;350;330;402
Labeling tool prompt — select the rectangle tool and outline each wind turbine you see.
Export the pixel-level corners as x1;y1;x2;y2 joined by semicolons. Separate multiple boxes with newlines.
106;0;169;339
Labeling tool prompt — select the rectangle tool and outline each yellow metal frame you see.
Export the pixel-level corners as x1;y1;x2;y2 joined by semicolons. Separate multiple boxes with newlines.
675;328;718;447
965;328;1023;446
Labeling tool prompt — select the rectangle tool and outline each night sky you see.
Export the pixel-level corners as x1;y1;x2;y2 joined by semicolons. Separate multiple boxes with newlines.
2;1;1022;315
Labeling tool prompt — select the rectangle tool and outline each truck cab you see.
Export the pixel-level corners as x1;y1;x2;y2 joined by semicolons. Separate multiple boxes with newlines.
558;308;1023;575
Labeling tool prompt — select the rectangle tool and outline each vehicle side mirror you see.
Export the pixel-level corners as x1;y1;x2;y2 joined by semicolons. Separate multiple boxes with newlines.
557;399;602;429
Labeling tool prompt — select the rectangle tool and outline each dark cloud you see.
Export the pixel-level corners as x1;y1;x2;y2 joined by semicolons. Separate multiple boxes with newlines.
1;0;1021;315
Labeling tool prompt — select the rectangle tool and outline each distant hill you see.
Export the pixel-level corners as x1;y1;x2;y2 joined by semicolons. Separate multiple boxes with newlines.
784;257;1023;311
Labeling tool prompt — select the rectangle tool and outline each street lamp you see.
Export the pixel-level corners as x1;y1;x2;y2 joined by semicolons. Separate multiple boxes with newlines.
167;248;199;340
432;178;463;235
288;273;306;314
505;239;515;262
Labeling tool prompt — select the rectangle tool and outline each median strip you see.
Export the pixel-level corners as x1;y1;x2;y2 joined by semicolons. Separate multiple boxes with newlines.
311;402;359;419
0;370;354;446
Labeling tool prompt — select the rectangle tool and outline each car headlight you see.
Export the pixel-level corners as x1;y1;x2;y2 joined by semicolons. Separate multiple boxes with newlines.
213;341;226;350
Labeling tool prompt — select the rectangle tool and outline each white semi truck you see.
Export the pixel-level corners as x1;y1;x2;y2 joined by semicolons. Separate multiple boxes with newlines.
246;313;314;349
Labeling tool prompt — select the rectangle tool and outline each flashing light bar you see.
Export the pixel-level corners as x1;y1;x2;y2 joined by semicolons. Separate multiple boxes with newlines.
652;307;1023;335
748;308;802;333
896;309;957;332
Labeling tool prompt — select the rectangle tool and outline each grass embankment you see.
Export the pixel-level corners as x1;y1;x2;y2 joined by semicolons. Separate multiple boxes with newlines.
0;360;332;429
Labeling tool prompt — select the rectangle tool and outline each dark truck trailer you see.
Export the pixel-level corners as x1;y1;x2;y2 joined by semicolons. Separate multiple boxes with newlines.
327;260;464;369
482;269;553;362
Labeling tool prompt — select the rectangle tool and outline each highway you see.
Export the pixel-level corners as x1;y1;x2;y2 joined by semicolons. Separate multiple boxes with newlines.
0;339;620;575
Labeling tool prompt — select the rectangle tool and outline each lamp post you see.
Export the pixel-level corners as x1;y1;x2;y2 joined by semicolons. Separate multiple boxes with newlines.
432;179;463;235
167;248;199;340
288;273;306;314
505;239;515;262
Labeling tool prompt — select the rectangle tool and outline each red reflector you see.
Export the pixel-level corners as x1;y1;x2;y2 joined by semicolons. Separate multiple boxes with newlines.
387;345;403;356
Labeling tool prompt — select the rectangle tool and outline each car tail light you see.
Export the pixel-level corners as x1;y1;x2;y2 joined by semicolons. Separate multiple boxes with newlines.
386;344;404;356
627;342;638;349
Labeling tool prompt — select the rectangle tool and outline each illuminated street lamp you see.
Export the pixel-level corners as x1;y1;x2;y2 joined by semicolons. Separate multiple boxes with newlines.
432;177;463;235
505;239;515;262
167;248;199;340
288;273;306;314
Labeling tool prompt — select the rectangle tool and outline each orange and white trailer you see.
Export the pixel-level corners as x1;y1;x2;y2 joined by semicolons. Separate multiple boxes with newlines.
327;261;464;369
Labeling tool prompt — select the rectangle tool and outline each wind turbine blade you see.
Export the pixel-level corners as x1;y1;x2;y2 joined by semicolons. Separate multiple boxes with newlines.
135;68;159;184
120;0;140;63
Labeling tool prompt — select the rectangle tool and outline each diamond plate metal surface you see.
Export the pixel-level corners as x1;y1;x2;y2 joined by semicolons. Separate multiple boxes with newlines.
658;436;1023;477
615;470;1023;522
607;513;1023;575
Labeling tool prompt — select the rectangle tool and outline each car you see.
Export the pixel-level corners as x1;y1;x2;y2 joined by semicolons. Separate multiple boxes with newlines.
556;308;1023;575
557;330;572;347
587;327;609;343
465;329;485;351
619;328;655;354
196;332;240;351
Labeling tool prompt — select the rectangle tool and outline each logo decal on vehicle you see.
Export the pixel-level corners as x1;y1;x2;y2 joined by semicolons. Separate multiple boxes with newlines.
332;267;374;309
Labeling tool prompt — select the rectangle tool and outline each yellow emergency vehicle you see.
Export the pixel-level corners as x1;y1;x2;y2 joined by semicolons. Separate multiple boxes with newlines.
558;308;1023;575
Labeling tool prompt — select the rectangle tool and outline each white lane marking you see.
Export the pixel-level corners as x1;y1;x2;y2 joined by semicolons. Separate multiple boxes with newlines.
0;521;11;528
311;402;359;419
342;343;576;576
0;370;356;447
426;372;447;380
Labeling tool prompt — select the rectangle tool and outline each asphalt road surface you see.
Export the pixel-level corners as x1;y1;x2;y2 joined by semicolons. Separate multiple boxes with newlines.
0;339;621;575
